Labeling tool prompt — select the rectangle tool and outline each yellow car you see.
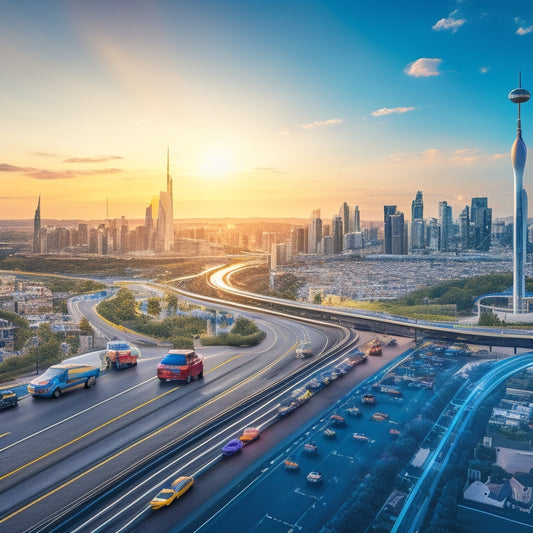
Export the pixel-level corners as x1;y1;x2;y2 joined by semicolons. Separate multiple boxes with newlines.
150;476;194;510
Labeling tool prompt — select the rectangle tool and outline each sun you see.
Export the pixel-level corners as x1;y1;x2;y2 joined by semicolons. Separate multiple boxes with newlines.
199;147;234;177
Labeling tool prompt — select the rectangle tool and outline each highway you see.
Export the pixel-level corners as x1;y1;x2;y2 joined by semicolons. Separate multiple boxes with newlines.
0;288;359;533
201;259;533;348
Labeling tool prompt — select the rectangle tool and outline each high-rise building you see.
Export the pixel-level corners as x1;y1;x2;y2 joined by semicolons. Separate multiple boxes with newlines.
438;201;453;252
332;215;343;253
470;197;492;251
339;202;350;235
428;217;439;251
33;196;41;253
390;211;406;255
458;206;470;251
308;210;322;254
353;205;361;233
156;148;174;252
383;205;397;254
144;204;153;250
410;191;424;251
509;77;530;313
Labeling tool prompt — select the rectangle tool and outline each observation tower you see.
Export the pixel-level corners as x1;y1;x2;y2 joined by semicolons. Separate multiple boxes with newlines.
509;75;530;314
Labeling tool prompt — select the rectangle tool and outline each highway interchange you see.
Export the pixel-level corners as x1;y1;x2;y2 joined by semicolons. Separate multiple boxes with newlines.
2;262;533;533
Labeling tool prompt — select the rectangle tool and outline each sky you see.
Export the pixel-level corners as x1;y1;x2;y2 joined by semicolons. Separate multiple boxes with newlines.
1;0;532;222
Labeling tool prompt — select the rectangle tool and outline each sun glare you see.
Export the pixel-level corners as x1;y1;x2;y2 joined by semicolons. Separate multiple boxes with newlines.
199;147;234;177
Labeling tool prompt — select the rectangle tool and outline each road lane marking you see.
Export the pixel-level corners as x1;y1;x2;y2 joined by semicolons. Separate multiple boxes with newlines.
0;342;298;525
0;433;10;439
0;351;253;481
0;375;159;453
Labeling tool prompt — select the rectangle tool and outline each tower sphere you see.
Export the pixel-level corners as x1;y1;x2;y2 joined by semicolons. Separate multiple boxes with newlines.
509;88;531;104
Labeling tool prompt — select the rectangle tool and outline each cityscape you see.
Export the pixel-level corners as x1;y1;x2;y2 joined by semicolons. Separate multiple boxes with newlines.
2;2;533;533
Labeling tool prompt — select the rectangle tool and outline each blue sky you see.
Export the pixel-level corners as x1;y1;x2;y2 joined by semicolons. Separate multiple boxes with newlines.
0;0;532;221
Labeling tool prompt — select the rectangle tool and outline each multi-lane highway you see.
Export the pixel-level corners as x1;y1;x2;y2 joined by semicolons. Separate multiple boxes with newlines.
0;293;357;532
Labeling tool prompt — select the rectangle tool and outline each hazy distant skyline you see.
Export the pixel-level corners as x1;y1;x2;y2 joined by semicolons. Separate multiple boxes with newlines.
1;0;532;221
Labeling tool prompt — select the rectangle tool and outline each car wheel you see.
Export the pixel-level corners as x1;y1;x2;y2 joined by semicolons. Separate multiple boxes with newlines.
186;374;191;384
52;388;61;399
198;371;203;379
85;376;96;388
105;357;112;370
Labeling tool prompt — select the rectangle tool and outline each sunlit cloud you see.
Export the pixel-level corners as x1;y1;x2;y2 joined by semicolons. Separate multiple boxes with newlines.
371;106;415;117
0;163;123;180
516;25;533;36
64;156;124;163
404;58;442;78
299;118;344;129
480;66;490;74
432;13;466;33
515;17;533;35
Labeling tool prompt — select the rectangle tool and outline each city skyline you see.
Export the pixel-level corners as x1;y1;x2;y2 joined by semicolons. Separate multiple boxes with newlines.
1;1;532;221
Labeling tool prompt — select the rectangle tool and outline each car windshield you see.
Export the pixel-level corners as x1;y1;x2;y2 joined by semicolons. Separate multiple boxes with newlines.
40;367;64;380
172;479;190;491
108;342;129;351
154;490;171;500
161;354;187;365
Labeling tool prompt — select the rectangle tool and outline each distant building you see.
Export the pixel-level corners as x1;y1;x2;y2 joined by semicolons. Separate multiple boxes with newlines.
384;205;397;254
156;148;174;252
308;210;322;254
332;215;343;253
410;191;424;252
471;197;492;251
438;201;453;252
339;202;350;235
33;196;41;253
0;318;15;352
390;211;407;255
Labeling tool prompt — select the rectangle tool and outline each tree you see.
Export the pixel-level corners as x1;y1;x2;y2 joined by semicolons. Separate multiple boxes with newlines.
231;317;259;336
147;297;161;317
79;317;95;336
478;310;502;326
313;292;323;304
165;293;179;313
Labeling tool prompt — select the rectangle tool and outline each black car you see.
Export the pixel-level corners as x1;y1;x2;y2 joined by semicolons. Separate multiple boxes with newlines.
0;389;18;410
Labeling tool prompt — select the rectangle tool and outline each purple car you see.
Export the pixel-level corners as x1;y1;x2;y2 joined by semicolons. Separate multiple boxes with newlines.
222;438;243;456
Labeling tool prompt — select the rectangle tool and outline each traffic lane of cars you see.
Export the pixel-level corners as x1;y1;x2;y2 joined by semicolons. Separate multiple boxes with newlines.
0;320;315;530
133;336;413;533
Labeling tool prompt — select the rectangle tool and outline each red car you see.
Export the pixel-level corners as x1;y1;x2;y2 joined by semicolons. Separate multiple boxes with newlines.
157;350;204;383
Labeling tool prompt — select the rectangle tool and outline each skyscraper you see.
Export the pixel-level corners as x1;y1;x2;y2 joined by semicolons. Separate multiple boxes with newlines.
339;202;350;235
156;148;174;252
383;205;397;254
470;197;492;251
458;205;470;251
33;196;41;253
438;201;452;252
353;205;361;233
390;212;406;254
509;76;530;313
308;210;322;254
332;215;343;253
410;191;424;251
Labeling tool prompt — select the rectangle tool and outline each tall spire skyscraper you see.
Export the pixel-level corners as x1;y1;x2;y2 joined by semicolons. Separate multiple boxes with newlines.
509;75;530;313
156;148;174;252
33;196;41;253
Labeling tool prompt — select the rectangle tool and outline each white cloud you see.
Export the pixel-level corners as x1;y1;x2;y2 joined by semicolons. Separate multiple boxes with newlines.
299;118;344;129
480;66;490;74
371;107;415;117
517;25;533;36
432;15;466;33
404;58;442;78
